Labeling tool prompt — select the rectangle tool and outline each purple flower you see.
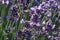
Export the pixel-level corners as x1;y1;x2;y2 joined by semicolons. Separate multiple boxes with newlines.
5;29;10;33
9;5;18;16
30;6;37;11
29;10;35;16
17;30;23;37
24;30;32;40
50;9;55;13
13;17;19;23
24;22;31;28
52;32;57;39
6;37;10;40
37;4;42;10
33;24;40;31
49;0;55;1
30;14;40;23
42;26;46;31
33;0;40;5
47;35;51;39
36;22;40;26
36;9;41;14
29;21;34;27
9;6;19;23
5;16;10;20
6;0;9;5
1;0;4;4
58;5;60;11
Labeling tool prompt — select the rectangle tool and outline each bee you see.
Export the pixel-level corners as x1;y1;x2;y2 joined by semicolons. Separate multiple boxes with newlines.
17;12;20;17
1;0;9;5
13;12;20;18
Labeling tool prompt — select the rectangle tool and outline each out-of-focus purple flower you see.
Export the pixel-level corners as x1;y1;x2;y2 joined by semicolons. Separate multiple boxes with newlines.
6;0;9;5
8;5;19;23
29;21;34;27
30;6;37;11
58;5;60;11
48;0;57;7
42;26;46;31
33;24;40;31
24;21;31;28
12;0;60;39
17;30;23;37
50;9;55;13
9;16;14;22
30;14;40;23
58;11;60;17
47;24;52;30
49;0;55;1
44;31;49;37
6;37;10;40
29;10;35;16
42;1;46;5
5;16;10;20
47;11;52;17
36;22;40;26
36;9;41;14
47;35;51;39
1;0;9;5
17;28;32;40
37;4;42;10
52;32;57;40
1;0;4;4
5;29;10;33
13;17;19;23
9;5;18;16
24;30;32;40
33;0;40;5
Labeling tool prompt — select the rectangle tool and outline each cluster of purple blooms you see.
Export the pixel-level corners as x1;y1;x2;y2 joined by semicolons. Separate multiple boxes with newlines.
1;0;12;5
1;0;60;40
19;0;60;40
16;28;32;40
7;5;19;23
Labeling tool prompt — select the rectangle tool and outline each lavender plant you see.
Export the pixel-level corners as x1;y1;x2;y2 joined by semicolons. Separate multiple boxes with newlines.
0;0;60;40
